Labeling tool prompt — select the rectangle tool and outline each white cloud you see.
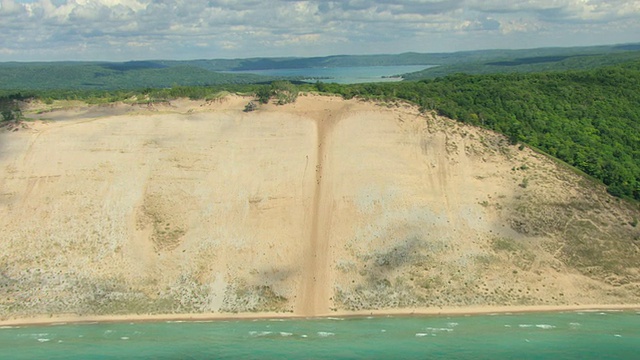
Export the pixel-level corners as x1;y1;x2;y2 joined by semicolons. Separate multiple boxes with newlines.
469;0;640;22
0;0;22;14
0;0;638;60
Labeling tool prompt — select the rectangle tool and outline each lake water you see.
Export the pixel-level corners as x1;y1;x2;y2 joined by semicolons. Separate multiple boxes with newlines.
226;65;434;84
1;311;638;359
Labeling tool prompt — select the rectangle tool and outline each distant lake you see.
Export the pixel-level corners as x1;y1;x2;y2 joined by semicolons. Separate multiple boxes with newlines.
225;65;435;84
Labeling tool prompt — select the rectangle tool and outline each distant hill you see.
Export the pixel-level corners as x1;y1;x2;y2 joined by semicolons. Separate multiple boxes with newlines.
158;43;640;72
402;47;640;79
0;62;274;91
2;43;639;90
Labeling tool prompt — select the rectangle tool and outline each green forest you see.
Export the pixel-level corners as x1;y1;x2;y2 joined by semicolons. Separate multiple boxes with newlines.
2;43;638;90
314;62;640;201
0;62;275;90
403;48;640;79
1;60;639;202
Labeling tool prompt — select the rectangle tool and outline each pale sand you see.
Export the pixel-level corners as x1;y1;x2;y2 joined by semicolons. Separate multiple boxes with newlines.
1;94;639;324
1;304;639;327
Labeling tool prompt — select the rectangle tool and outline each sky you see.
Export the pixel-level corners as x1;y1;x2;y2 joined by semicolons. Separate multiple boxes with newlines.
0;0;639;61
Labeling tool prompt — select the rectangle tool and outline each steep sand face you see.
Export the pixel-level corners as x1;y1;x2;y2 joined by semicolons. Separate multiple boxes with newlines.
0;95;638;320
1;97;317;316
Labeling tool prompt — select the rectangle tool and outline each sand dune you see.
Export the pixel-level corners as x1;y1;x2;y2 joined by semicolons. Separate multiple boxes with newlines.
1;94;638;322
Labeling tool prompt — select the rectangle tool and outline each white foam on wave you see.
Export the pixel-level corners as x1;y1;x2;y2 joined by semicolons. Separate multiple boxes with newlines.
120;337;129;340
535;324;555;330
504;325;512;328
37;338;50;343
317;332;335;337
425;327;453;333
301;334;308;338
614;334;622;338
327;317;345;321
581;310;616;315
519;324;555;329
249;331;273;337
415;333;429;337
569;322;581;327
0;326;19;329
23;333;49;338
447;322;459;327
279;332;293;337
381;329;386;333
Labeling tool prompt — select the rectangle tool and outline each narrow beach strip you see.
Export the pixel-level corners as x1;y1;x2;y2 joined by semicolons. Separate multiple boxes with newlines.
1;304;639;327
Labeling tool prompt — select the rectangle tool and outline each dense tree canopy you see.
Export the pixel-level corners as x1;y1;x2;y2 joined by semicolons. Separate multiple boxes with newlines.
0;94;27;122
315;62;640;200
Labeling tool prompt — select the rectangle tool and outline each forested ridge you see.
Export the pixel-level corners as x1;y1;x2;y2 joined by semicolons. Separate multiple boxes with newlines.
2;43;638;90
1;62;639;202
402;48;640;80
0;62;277;91
318;62;640;200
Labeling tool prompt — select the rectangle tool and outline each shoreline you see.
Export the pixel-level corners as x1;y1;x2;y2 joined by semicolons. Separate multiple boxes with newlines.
2;304;639;327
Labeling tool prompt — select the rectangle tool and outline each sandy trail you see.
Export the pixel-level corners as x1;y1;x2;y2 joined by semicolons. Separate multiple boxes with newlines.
297;110;338;316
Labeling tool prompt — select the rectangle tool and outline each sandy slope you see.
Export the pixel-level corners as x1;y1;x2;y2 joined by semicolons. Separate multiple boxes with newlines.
1;94;638;321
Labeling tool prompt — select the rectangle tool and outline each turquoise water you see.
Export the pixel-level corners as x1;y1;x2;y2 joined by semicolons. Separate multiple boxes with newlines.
1;311;638;359
225;65;434;84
